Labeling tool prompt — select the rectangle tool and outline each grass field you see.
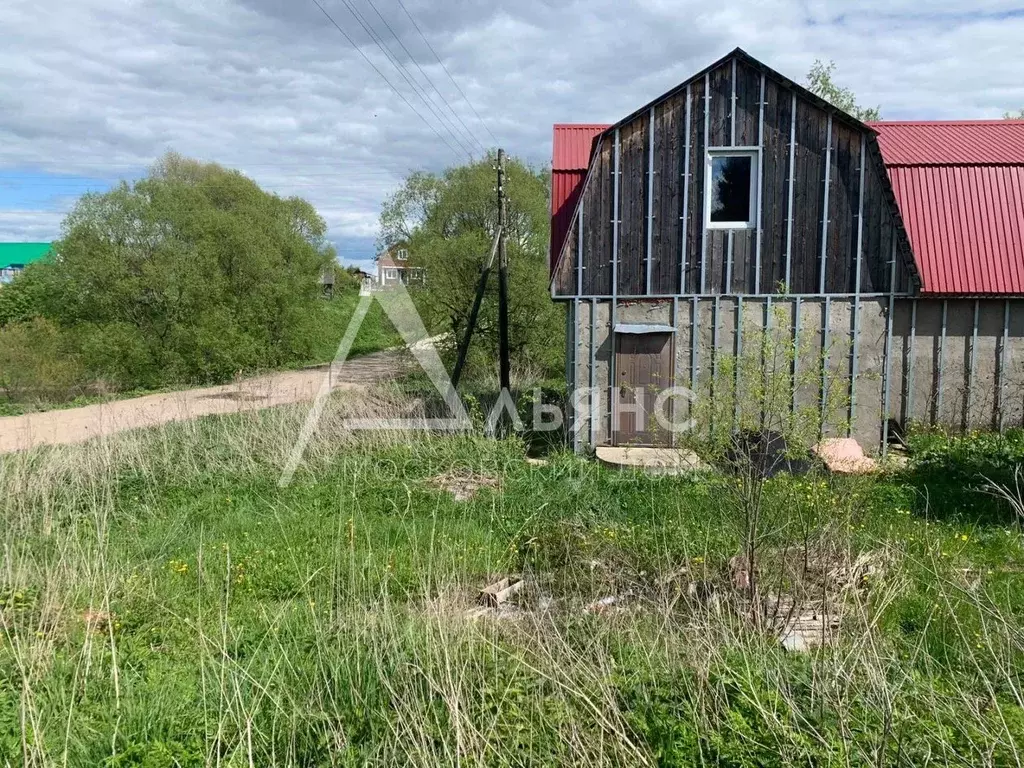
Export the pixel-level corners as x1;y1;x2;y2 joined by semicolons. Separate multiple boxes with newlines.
1;397;1023;766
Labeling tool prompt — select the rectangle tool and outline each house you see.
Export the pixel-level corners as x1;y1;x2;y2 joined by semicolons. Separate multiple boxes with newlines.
376;246;425;288
550;48;1024;452
0;242;50;285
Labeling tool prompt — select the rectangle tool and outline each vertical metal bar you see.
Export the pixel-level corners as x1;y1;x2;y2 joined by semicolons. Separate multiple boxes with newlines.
734;296;743;429
690;296;699;401
855;134;866;295
711;295;720;433
763;296;772;429
680;85;691;294
784;93;796;290
967;298;979;426
792;297;801;417
821;296;831;435
730;58;737;146
701;73;710;294
819;114;833;294
754;72;765;293
572;298;579;452
906;299;917;424
848;147;866;440
589;299;597;448
576;194;584;296
882;241;898;457
999;299;1010;432
725;231;734;290
646;106;655;295
609;129;621;443
849;296;860;437
936;299;947;425
671;297;679;446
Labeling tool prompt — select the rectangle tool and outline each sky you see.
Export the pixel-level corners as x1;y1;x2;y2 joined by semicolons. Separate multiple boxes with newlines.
2;1;1023;274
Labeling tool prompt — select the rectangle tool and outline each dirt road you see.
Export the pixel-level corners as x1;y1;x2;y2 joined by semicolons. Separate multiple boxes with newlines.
0;350;409;455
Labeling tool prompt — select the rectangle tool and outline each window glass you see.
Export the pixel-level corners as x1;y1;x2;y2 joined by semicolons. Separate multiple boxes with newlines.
710;155;753;224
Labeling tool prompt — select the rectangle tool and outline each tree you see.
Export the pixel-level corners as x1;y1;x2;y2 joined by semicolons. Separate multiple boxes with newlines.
2;153;335;390
805;60;881;122
379;152;561;381
1004;109;1024;119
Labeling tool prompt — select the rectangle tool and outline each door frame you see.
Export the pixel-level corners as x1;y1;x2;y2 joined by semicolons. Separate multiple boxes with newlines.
611;325;676;447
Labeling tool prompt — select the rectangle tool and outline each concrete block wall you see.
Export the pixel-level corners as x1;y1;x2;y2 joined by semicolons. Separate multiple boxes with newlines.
569;296;1024;454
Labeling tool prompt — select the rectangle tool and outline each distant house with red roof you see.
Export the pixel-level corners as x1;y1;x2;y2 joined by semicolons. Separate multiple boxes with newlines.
550;48;1024;452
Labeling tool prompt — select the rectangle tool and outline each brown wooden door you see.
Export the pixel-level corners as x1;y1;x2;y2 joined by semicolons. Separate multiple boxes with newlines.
613;332;673;446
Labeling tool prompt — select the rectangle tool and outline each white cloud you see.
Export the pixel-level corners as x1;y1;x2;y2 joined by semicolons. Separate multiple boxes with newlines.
1;0;1023;251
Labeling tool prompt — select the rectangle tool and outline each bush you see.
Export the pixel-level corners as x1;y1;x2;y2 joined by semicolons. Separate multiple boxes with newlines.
0;318;85;403
6;153;335;394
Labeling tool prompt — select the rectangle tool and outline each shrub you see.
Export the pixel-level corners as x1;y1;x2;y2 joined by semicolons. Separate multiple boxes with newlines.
0;317;85;403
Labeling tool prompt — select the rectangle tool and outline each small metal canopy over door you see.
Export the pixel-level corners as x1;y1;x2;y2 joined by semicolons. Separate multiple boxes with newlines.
613;324;675;447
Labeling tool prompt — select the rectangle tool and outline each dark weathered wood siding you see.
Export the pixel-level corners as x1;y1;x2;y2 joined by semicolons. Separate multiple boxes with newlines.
553;53;917;298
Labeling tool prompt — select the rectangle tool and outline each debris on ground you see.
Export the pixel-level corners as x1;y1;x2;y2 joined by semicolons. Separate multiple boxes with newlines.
584;591;636;615
478;576;524;608
427;470;499;502
525;457;549;467
726;430;816;478
812;438;878;475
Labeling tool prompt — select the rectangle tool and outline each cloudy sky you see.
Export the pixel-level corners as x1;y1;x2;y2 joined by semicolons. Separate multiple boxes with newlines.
3;1;1023;273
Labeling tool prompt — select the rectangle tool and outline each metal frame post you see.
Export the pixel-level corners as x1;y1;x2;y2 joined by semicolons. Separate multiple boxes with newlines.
754;72;765;292
576;195;584;296
700;73;710;294
792;297;801;416
734;296;743;428
819;114;833;294
784;93;796;290
848;134;867;437
646;106;655;295
905;299;917;424
999;299;1010;432
680;85;691;293
821;296;832;436
691;296;699;406
609;129;621;443
967;299;979;426
589;299;597;448
936;299;948;424
571;298;580;452
881;241;898;456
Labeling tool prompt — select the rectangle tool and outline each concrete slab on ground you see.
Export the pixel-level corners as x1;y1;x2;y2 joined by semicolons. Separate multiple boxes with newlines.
596;446;709;475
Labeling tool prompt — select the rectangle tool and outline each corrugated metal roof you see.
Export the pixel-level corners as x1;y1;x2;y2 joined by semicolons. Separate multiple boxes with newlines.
550;125;609;273
869;120;1024;166
552;124;609;171
873;121;1024;295
0;242;50;271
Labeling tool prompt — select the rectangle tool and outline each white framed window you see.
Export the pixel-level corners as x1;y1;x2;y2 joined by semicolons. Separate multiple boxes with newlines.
705;149;758;230
384;268;398;279
396;248;409;260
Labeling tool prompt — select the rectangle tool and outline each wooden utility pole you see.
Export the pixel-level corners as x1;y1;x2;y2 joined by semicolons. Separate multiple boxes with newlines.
497;149;511;401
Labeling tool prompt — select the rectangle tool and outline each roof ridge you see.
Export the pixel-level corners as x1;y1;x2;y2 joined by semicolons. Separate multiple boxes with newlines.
870;119;1024;126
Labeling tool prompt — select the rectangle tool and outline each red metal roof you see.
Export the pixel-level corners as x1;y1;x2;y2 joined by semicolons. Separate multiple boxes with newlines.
551;124;609;273
871;120;1024;295
552;124;609;171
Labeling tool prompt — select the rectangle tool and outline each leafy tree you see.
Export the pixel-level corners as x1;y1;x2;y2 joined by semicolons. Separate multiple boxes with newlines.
2;153;335;390
379;152;561;381
1004;109;1024;119
805;59;881;122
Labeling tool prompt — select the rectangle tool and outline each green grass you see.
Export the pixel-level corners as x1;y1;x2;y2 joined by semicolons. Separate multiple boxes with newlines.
307;289;403;365
1;406;1023;766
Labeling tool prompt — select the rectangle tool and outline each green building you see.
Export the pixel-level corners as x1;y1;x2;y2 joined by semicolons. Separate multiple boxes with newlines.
0;243;50;284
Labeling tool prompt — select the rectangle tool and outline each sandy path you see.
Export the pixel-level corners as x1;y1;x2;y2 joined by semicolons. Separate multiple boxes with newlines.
0;350;410;454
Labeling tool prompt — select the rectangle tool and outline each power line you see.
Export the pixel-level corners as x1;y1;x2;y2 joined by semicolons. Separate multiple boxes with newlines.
359;0;487;154
330;0;477;159
394;0;499;147
308;0;468;162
